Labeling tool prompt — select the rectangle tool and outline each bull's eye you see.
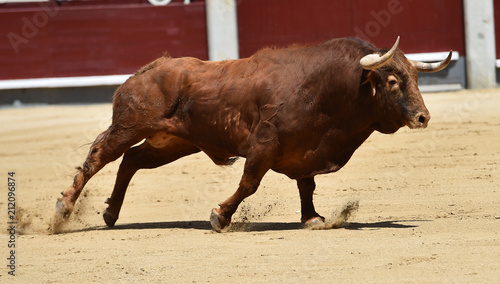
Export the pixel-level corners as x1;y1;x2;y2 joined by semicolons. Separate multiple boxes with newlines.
388;75;398;86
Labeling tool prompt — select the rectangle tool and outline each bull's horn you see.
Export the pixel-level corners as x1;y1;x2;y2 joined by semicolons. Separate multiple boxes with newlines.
360;36;400;70
410;51;453;73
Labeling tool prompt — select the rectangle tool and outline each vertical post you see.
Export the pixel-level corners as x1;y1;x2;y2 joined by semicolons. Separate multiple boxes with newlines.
463;0;497;89
206;0;239;61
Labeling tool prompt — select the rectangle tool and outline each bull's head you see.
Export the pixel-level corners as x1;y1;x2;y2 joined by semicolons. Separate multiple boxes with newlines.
359;36;452;134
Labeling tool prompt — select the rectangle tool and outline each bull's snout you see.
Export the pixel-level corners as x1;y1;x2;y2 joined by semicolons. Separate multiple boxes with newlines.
410;111;431;129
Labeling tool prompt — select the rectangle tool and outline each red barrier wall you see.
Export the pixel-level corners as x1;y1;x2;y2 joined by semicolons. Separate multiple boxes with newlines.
494;0;500;59
0;0;470;81
0;0;207;80
237;0;465;58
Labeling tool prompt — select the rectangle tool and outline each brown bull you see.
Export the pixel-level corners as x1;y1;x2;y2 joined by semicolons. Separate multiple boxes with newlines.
56;37;452;232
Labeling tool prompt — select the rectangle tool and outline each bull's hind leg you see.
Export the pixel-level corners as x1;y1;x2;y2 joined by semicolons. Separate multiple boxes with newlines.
103;136;200;227
56;126;144;219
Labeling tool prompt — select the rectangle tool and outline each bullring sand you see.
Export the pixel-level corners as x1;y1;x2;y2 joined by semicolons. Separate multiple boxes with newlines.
0;89;499;282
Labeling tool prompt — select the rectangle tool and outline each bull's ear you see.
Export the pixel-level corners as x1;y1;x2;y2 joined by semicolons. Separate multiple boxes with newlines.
362;70;377;96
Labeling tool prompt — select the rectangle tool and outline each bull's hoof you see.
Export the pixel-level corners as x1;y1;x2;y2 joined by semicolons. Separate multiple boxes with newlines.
303;216;326;229
210;208;231;233
55;198;72;219
103;209;118;228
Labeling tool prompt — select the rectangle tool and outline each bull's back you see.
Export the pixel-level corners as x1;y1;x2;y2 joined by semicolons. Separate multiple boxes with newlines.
148;48;337;158
152;57;268;156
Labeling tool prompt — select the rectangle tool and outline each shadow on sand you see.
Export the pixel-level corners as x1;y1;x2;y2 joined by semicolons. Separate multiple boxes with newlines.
345;220;422;230
73;219;423;233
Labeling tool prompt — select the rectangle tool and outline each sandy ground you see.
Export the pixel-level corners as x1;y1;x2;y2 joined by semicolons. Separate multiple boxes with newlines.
0;89;499;283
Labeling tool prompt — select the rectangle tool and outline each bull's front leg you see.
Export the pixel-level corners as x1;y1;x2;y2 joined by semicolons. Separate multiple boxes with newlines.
210;121;279;232
297;177;325;227
210;155;275;232
210;174;261;232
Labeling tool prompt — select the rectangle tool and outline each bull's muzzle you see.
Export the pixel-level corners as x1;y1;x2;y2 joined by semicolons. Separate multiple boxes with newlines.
408;111;431;129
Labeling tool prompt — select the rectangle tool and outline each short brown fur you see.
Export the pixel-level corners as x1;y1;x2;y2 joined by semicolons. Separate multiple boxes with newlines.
56;37;447;232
